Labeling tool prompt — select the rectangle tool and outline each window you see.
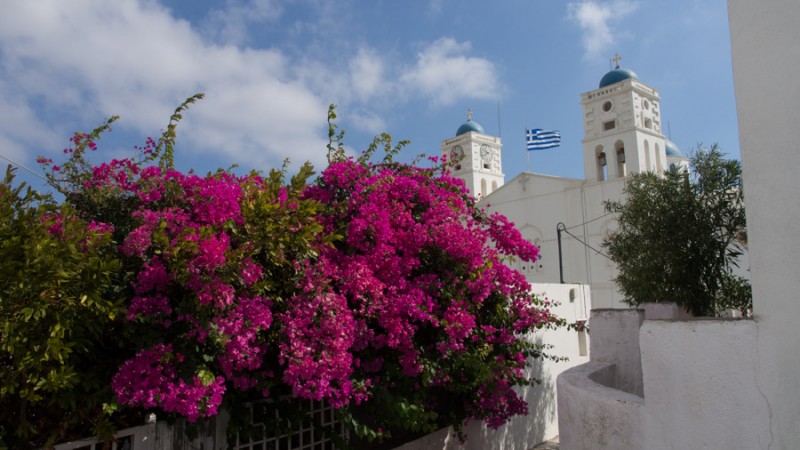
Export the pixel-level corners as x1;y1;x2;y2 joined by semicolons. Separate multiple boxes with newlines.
615;141;626;177
644;118;653;129
603;120;616;131
602;101;613;112
596;146;607;181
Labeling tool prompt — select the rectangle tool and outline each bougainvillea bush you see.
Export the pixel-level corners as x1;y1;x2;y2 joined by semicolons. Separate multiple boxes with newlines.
4;98;565;447
295;133;565;441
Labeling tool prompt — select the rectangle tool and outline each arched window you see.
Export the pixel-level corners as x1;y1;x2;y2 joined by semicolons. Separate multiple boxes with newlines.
595;145;607;181
615;140;626;178
481;178;487;197
491;180;498;192
644;140;652;172
655;143;662;172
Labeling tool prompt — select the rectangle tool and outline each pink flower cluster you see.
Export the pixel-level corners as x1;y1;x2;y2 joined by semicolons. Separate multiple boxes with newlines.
112;344;226;422
88;157;282;421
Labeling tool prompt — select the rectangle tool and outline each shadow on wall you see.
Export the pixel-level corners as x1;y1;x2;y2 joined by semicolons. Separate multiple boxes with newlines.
391;337;559;450
463;337;557;450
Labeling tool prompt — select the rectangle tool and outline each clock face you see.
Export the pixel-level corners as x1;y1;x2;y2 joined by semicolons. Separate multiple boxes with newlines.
480;145;492;161
450;145;464;160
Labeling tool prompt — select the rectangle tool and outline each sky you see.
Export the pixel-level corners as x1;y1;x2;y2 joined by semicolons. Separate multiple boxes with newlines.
0;0;739;193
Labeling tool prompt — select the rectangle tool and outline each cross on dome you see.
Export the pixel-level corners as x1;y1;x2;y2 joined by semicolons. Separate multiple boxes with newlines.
467;109;473;121
599;54;638;88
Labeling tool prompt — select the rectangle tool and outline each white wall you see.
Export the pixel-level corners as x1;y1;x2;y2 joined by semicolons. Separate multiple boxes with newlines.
557;361;644;450
586;309;643;397
558;311;770;450
639;320;768;449
728;0;800;447
557;309;645;450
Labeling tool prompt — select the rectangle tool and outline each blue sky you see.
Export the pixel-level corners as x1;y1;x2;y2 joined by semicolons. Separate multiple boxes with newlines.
0;0;738;192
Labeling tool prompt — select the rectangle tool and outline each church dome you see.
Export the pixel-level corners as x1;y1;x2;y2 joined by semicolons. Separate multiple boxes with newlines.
456;116;485;136
599;67;639;88
665;140;683;157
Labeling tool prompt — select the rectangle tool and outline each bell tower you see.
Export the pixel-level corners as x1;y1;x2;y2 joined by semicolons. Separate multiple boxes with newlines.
581;55;668;182
441;111;504;199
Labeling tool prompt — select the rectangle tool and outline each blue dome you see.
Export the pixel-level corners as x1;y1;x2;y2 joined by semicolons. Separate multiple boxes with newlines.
456;118;484;136
599;67;639;88
665;140;682;157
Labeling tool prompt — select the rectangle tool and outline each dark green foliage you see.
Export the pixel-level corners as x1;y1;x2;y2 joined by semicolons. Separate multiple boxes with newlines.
603;145;750;316
0;168;129;448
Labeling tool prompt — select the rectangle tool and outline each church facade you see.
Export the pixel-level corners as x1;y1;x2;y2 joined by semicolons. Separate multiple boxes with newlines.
442;62;687;309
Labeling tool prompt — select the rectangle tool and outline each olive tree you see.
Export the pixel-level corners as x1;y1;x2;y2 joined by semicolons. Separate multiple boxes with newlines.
603;145;750;316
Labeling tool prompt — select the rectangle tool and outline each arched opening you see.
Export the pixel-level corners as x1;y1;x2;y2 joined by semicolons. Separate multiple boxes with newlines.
481;178;487;197
595;145;607;181
655;143;662;172
644;140;652;172
491;180;498;192
615;140;626;178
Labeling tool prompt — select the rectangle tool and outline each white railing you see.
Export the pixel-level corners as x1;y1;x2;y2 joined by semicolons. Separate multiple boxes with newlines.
235;400;348;450
52;400;347;450
53;422;154;450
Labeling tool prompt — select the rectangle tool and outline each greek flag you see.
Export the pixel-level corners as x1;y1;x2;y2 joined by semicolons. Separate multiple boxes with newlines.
526;128;561;151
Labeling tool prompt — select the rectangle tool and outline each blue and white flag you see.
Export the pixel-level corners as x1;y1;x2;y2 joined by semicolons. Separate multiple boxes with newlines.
526;128;561;151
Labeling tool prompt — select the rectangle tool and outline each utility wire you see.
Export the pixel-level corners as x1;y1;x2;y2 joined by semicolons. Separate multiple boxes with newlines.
0;152;48;181
561;227;612;260
565;210;615;231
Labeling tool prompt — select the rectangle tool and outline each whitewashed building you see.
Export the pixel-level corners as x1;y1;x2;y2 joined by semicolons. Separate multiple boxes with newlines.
442;59;688;309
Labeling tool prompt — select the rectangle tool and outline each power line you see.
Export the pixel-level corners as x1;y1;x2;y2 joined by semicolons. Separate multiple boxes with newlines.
0;152;48;181
566;210;615;231
561;227;612;260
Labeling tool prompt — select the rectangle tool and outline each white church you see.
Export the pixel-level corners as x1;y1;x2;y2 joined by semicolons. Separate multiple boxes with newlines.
442;57;689;310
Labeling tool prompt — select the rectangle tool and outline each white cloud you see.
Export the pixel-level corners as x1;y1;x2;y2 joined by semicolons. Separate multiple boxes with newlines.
0;0;329;170
568;1;638;60
400;38;500;107
204;0;283;45
348;110;387;135
349;48;386;102
0;80;64;164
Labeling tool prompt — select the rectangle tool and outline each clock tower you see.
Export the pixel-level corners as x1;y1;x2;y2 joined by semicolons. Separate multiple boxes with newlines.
441;111;504;199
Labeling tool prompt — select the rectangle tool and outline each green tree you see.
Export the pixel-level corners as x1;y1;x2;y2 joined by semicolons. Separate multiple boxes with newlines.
0;168;129;449
603;145;750;316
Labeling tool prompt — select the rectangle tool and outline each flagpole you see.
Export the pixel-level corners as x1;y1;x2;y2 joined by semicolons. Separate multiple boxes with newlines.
526;128;531;172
